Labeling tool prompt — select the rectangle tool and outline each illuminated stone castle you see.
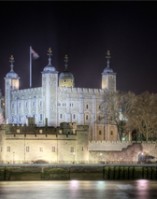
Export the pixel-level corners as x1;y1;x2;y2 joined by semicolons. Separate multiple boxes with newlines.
4;49;117;141
1;49;157;164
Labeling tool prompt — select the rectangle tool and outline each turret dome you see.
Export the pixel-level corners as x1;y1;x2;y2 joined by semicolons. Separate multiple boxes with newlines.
5;55;19;79
59;55;74;88
42;48;57;74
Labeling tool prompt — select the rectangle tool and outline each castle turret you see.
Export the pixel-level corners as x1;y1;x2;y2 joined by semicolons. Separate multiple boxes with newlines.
101;50;116;91
42;48;58;126
59;54;75;88
4;55;20;123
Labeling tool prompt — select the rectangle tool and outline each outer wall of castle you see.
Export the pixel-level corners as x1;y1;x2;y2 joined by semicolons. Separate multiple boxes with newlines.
0;125;157;164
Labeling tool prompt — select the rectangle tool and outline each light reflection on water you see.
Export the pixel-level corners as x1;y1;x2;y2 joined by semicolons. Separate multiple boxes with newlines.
0;180;157;199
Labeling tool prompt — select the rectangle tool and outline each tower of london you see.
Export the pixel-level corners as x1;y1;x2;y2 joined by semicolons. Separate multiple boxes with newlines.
4;49;117;142
2;48;155;164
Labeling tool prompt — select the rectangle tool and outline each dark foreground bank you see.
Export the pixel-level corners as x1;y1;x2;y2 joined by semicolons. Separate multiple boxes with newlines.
0;164;157;181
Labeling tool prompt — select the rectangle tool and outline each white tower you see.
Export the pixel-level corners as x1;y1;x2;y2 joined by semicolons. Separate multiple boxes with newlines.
4;55;20;123
101;50;116;91
42;48;58;126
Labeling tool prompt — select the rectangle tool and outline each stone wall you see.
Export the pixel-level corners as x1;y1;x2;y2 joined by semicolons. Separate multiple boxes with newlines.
0;124;89;164
89;142;157;163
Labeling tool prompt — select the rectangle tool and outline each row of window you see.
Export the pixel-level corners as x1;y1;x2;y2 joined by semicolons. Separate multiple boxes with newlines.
12;101;42;109
12;101;102;111
4;146;75;153
58;103;101;110
59;114;89;120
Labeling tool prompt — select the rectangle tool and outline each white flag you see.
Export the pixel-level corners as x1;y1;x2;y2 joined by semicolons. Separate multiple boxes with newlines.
30;47;39;59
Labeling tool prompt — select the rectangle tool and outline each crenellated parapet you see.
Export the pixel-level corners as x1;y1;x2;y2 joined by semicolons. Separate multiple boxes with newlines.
58;87;104;97
11;87;42;100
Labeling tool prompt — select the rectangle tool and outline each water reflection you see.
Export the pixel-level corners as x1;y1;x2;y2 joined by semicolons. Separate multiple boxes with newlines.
0;180;156;199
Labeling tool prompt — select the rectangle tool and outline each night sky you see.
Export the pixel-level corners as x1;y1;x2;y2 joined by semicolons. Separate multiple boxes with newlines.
0;1;157;94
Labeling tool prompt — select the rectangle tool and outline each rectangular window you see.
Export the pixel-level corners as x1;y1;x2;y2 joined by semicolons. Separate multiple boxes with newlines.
40;147;43;152
70;147;74;153
73;114;75;119
26;146;29;152
40;101;42;107
86;115;88;120
40;114;42;121
7;146;11;152
52;146;55;152
99;130;102;135
60;114;62;119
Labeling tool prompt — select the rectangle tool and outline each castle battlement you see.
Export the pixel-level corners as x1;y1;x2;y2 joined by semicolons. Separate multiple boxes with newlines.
59;87;104;96
11;87;41;100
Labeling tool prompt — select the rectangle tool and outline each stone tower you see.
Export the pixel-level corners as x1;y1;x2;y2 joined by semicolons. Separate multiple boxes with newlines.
41;48;58;126
101;50;116;91
4;55;20;123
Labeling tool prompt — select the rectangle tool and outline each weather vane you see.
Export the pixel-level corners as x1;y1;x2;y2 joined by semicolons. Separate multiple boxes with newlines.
106;50;111;68
64;54;68;70
9;55;14;71
47;48;52;65
47;48;52;57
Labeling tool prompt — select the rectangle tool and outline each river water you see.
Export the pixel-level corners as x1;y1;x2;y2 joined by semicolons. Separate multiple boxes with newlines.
0;180;157;199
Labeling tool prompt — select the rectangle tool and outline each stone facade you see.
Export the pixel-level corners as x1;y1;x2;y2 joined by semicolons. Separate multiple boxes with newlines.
0;124;156;164
0;123;89;164
2;51;157;164
4;51;117;141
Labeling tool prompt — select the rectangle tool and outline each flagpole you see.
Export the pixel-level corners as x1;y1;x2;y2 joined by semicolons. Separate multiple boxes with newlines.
30;46;32;88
